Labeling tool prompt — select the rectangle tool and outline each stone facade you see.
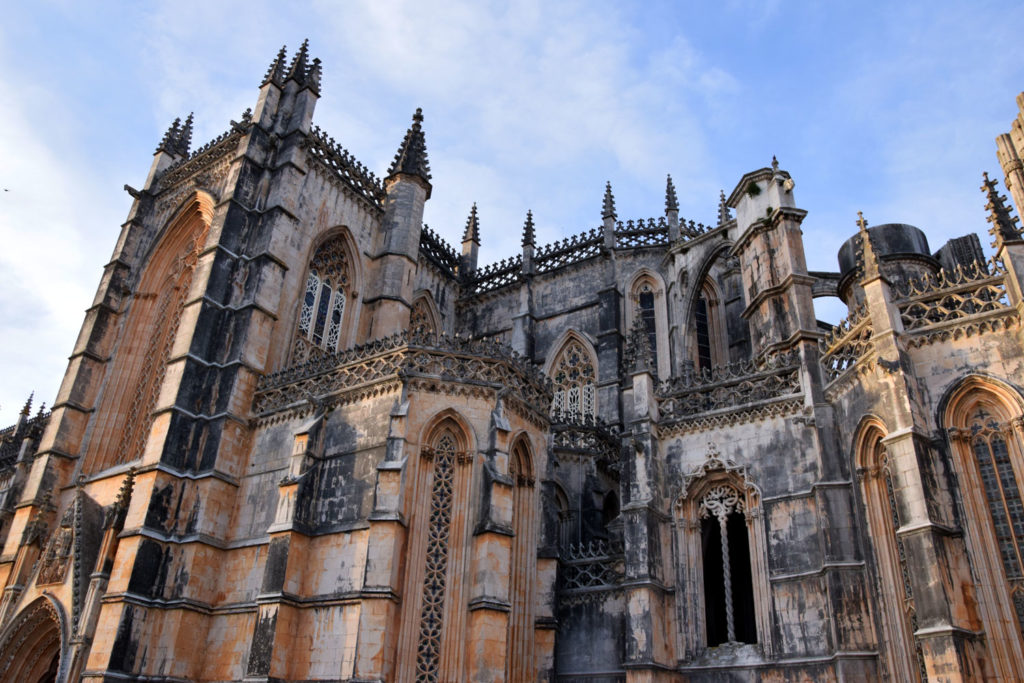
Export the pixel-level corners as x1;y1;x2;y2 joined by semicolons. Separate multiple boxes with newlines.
2;42;1024;682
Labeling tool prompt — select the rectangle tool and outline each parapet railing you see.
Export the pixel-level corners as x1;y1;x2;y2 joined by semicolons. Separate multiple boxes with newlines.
656;351;802;419
419;224;461;277
253;332;551;418
559;539;624;591
305;125;386;208
894;257;1012;330
819;304;873;383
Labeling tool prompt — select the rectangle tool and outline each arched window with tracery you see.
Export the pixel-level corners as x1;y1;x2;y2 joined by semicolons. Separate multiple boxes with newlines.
945;381;1024;679
295;235;355;360
403;416;474;683
549;338;597;421
675;453;772;659
856;423;924;682
692;278;727;373
699;485;756;646
628;273;669;377
410;295;439;338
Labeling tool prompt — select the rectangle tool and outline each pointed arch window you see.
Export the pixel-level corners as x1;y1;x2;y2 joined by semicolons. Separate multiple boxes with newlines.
692;279;727;373
628;274;669;377
296;236;353;357
550;339;597;421
699;485;756;646
944;384;1024;678
675;457;773;659
507;438;537;681
857;426;924;682
410;295;439;338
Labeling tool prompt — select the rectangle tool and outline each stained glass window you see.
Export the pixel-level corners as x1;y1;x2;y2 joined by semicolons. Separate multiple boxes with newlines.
296;237;351;353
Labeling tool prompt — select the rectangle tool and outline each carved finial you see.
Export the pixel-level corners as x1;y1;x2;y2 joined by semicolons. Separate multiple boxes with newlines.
179;113;193;156
306;57;322;94
602;182;617;221
156;114;192;157
717;190;731;225
20;392;33;417
286;38;310;83
263;44;288;85
462;203;480;244
623;309;655;375
665;175;679;213
857;211;880;280
387;108;432;188
36;402;46;417
771;155;780;173
104;469;136;531
982;172;1023;249
522;210;535;247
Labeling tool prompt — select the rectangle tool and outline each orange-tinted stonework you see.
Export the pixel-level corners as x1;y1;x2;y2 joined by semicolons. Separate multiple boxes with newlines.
3;43;1024;682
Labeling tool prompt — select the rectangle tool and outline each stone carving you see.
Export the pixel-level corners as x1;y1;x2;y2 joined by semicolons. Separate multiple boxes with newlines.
37;503;74;586
560;539;623;591
657;351;800;420
305;125;385;209
895;257;1010;330
419;224;460;277
253;333;552;419
819;304;873;382
416;433;460;682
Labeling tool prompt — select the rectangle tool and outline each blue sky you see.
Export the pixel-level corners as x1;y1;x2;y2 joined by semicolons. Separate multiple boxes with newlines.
1;1;1023;426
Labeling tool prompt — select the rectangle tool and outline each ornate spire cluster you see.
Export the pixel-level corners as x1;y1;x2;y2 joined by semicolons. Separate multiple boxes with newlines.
665;175;679;213
602;182;617;221
156;113;193;157
263;41;322;93
717;190;731;225
20;392;33;417
982;172;1023;249
522;210;535;247
462;204;481;244
388;108;432;184
857;211;880;281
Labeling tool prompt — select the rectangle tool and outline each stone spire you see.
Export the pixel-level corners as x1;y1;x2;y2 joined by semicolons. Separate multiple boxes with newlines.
387;108;432;191
857;211;880;281
155;114;192;157
982;172;1023;249
462;203;481;245
522;210;535;247
717;190;731;225
286;39;310;83
665;175;679;213
20;392;33;418
262;45;288;86
602;182;617;221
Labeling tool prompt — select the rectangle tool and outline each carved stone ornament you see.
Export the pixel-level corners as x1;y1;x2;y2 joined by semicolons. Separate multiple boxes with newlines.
677;442;756;503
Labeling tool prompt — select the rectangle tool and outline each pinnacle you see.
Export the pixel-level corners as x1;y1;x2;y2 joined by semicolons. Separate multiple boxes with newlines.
263;45;289;85
522;210;536;247
287;39;310;83
982;172;1022;248
602;182;616;221
717;190;731;225
156;115;191;157
463;203;480;244
665;175;679;213
771;155;780;173
20;392;33;417
857;211;880;280
387;108;432;187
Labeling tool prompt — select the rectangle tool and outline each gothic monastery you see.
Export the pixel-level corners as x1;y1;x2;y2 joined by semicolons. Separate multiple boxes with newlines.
4;42;1024;682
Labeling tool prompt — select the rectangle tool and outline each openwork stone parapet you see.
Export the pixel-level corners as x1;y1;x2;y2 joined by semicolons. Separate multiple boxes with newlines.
252;332;552;418
550;416;620;461
656;351;801;421
157;122;248;192
820;303;874;384
894;257;1011;331
304;125;386;209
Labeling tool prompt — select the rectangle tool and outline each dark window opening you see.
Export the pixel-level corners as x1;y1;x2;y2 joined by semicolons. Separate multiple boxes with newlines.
701;511;757;646
639;289;657;359
695;295;712;372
